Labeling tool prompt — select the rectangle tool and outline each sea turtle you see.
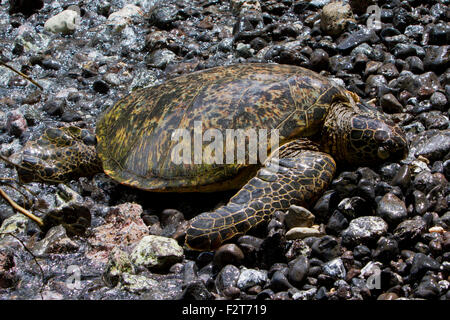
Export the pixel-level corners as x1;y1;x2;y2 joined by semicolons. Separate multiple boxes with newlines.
12;63;408;251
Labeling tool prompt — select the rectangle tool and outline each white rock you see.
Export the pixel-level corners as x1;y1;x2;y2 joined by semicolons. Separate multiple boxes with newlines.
44;9;80;34
237;268;268;290
286;225;324;240
107;4;143;32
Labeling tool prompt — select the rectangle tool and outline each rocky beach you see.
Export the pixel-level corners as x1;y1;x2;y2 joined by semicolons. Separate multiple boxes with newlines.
0;0;449;300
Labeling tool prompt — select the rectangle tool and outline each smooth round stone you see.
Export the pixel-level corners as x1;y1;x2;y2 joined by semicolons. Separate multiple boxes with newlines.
288;256;309;287
213;244;245;268
286;226;323;240
284;205;315;229
376;193;407;224
270;270;293;292
391;164;411;189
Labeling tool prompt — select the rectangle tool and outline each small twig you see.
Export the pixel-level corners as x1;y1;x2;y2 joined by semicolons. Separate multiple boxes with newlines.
0;61;43;90
0;232;45;299
0;187;44;226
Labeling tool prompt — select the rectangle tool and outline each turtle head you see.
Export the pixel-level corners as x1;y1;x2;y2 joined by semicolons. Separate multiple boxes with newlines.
322;92;408;165
11;127;102;183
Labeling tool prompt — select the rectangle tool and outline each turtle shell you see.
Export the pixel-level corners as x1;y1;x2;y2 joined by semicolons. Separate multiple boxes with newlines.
96;63;345;192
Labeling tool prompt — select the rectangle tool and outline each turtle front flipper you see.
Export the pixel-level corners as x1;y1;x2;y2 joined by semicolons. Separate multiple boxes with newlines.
185;148;336;251
14;126;102;183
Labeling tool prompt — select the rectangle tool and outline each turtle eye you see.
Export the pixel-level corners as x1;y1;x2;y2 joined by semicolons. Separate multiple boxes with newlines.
377;146;390;160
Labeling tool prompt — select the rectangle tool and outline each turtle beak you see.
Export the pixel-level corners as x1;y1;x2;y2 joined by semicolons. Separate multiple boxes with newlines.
379;129;409;162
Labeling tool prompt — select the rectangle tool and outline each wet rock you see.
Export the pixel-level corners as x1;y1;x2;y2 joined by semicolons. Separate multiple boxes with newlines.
120;273;159;294
410;253;440;280
146;49;177;69
236;43;253;58
93;80;110;94
0;247;16;289
284;205;315;229
423;46;449;72
285;239;311;261
348;0;375;15
372;237;399;263
237;268;268;291
43;99;66;117
353;244;371;262
376;193;407;225
393;216;427;244
392;7;414;32
322;258;346;279
337;196;369;220
310;49;329;71
107;4;143;32
392;44;424;60
410;129;450;161
365;74;387;97
103;247;136;287
286;225;324;240
329;55;353;73
87;203;148;264
380;93;403;113
311;236;341;262
6;110;27;137
149;4;180;29
337;27;379;53
404;25;424;42
44;8;80;35
9;0;43;16
178;280;213;300
342;216;388;246
320;2;354;36
130;235;183;272
32;225;79;256
313;190;339;221
413;190;430;216
428;23;450;46
0;214;29;238
292;287;317;300
287;256;309;287
418;111;449;130
269;270;293;292
159;208;185;238
215;264;240;294
414;274;440;299
326;210;348;235
213;244;244;268
405;56;424;74
430;92;448;111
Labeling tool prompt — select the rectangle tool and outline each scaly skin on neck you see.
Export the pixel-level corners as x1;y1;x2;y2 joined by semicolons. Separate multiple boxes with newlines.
320;100;355;163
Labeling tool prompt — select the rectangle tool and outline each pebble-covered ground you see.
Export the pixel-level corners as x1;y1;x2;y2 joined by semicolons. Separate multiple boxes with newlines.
0;0;449;300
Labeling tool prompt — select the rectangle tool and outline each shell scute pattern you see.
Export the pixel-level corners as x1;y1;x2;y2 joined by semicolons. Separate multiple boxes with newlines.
96;63;341;191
